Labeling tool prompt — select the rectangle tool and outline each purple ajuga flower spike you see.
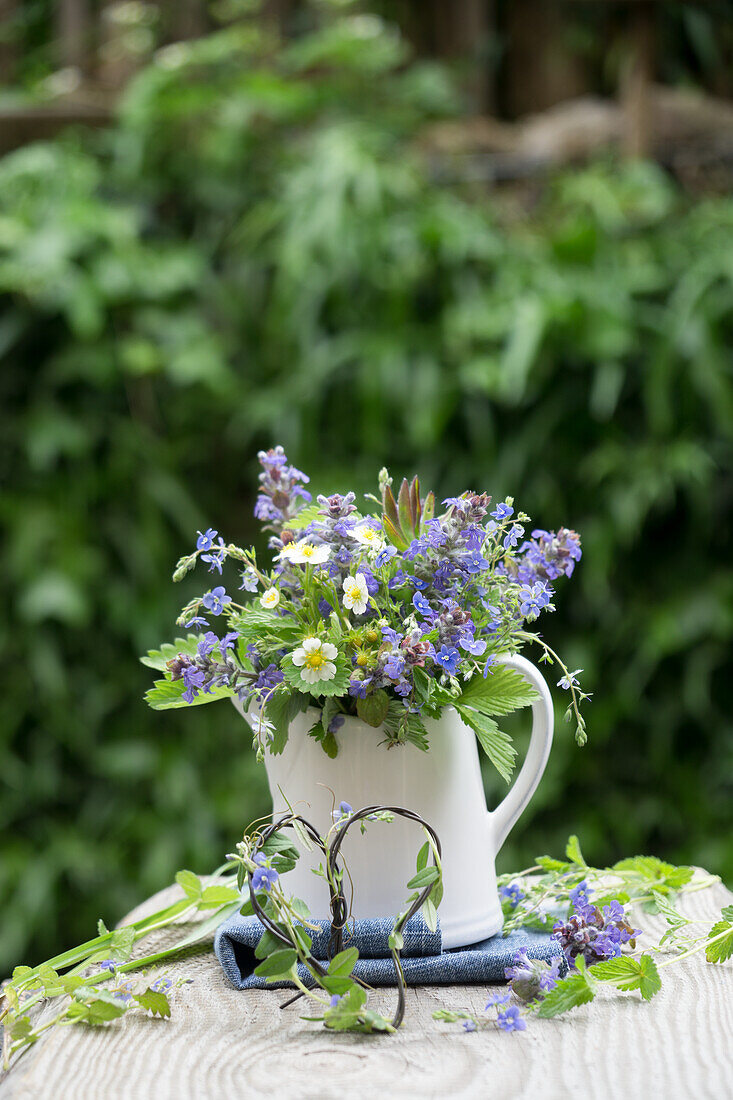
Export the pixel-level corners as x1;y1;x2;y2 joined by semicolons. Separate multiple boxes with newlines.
182;665;206;703
197;631;219;658
553;889;641;969
202;586;231;616
221;631;240;651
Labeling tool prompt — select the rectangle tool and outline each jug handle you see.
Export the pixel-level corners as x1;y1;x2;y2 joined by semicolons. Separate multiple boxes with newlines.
488;652;554;852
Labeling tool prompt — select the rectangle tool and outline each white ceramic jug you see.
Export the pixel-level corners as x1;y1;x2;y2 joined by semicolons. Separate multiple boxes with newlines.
233;652;553;949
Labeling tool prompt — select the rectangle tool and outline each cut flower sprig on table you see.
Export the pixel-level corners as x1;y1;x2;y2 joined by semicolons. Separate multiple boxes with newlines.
3;824;730;1070
142;446;589;777
435;834;731;1034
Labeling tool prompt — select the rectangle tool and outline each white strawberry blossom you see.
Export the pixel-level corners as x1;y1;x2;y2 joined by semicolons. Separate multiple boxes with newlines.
292;638;338;685
342;573;369;615
352;524;385;553
260;587;280;609
279;539;331;565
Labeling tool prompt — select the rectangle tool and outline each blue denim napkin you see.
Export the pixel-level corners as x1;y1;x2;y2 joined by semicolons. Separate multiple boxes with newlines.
214;912;564;989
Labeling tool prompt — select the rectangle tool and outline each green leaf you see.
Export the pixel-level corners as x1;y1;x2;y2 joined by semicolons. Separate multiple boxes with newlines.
264;690;310;754
320;975;355;996
175;869;202;900
720;905;733;921
706;920;733;964
537;968;596;1018
328;947;359;977
198;884;240;908
565;835;587;866
356;689;390;728
591;954;661;1000
422;897;438;933
388;929;404;952
306;718;338;758
457;666;538;717
650;889;688;929
254;928;286;960
140;634;203;671
535;855;571;873
415;841;429;872
456;706;516;782
612;856;693;891
8;1015;34;1042
134;988;172;1018
254;949;298;978
144;677;234;710
406;866;440;890
286;502;322;530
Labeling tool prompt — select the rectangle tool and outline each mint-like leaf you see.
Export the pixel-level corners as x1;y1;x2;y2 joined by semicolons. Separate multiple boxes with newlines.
456;666;538;716
456;706;516;782
591;954;661;1000
134;989;171;1018
706;920;733;964
536;968;595;1018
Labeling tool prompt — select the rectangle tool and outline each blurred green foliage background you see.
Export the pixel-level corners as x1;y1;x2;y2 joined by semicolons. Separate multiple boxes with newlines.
2;6;732;973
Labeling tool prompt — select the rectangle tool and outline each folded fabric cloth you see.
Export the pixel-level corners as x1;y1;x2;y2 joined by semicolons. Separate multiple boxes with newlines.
214;912;564;990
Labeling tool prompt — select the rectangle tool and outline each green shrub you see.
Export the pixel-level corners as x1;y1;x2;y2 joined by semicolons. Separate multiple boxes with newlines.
1;9;731;970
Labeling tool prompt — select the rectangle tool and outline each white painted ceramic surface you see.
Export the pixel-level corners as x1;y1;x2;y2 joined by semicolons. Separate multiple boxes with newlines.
233;652;553;949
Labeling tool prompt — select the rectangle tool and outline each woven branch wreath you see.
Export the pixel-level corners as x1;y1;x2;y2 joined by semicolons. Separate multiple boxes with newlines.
247;805;442;1028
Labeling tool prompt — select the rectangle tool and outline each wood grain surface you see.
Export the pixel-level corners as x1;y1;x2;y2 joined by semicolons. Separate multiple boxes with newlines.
2;873;732;1100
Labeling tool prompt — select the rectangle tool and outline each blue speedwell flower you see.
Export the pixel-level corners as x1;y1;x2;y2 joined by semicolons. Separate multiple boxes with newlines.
239;569;259;592
503;523;524;550
491;503;514;521
496;1005;526;1033
375;545;397;568
434;645;461;676
412;592;433;618
202;586;231;616
499;883;525;909
251;866;279;893
196;528;218;551
460;635;487;656
184;615;208;629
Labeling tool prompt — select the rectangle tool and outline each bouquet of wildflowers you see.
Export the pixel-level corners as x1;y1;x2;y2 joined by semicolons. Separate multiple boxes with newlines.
142;447;589;779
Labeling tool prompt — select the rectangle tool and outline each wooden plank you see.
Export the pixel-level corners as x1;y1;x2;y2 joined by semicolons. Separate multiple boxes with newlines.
55;0;91;72
620;0;656;157
0;0;19;84
1;872;732;1099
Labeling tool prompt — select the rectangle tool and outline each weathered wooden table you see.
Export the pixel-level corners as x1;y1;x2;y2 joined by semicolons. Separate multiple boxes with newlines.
2;874;732;1099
